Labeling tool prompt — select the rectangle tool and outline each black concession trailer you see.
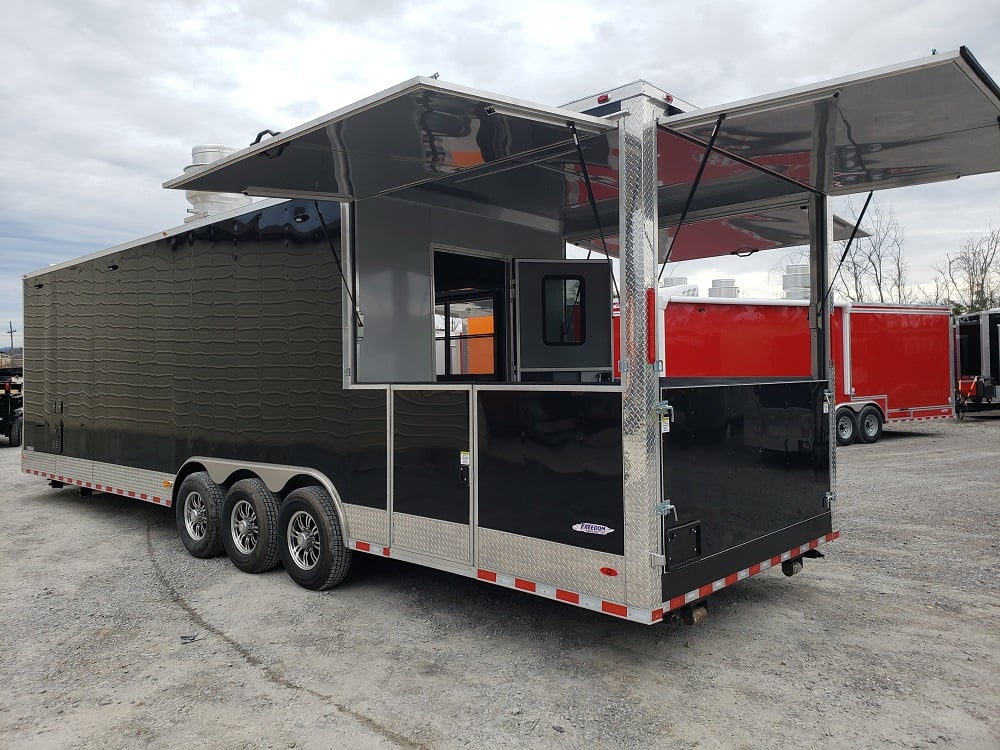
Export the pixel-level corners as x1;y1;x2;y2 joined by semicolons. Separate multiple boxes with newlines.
23;49;1000;623
956;308;1000;413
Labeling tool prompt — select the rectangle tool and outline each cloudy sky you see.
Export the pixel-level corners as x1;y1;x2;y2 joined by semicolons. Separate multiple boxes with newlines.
2;0;999;348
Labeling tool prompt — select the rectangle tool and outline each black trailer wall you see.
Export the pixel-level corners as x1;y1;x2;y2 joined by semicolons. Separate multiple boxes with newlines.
23;200;387;509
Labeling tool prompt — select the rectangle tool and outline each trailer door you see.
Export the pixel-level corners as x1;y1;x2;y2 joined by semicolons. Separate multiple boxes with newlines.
513;259;612;381
390;387;472;563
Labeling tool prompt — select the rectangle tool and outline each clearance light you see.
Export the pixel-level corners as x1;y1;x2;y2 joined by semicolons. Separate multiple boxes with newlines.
597;93;610;104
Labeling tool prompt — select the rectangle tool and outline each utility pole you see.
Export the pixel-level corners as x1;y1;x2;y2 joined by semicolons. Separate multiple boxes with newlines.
6;321;14;367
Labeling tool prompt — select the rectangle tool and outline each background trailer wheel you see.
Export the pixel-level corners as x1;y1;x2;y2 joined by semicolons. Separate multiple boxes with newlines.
8;414;22;448
175;471;226;558
858;405;884;444
223;478;281;573
278;486;352;591
836;407;858;446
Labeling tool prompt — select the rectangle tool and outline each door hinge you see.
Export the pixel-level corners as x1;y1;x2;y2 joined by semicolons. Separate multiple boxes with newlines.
650;552;666;569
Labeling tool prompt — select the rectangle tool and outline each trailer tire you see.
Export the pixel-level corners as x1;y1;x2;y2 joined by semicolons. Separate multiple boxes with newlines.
175;472;226;558
858;405;883;444
278;486;352;591
836;407;858;446
223;478;281;573
8;414;22;447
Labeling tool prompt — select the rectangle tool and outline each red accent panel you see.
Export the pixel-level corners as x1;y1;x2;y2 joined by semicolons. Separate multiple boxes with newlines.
725;573;739;586
770;555;783;567
645;288;656;364
748;563;762;576
556;589;579;604
652;608;664;622
602;601;628;618
514;578;536;592
477;569;497;582
698;584;713;598
381;547;390;556
356;541;371;552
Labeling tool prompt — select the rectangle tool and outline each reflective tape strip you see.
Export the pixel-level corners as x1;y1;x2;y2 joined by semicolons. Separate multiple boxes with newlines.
333;530;839;625
22;468;169;506
349;540;390;556
663;531;840;615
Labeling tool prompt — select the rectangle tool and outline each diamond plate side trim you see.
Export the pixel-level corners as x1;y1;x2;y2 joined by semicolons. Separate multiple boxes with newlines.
392;513;469;562
55;456;94;484
22;451;57;476
478;528;626;602
618;94;668;610
22;453;173;505
345;504;388;546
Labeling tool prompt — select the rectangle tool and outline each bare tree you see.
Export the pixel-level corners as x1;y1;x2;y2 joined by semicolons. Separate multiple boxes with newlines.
770;197;911;302
931;227;1000;313
831;198;912;303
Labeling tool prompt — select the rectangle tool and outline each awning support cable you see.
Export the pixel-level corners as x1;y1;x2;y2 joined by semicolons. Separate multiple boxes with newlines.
657;114;725;283
314;201;364;329
568;122;620;302
819;190;873;314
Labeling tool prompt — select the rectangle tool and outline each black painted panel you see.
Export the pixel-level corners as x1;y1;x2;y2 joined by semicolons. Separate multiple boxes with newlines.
477;389;624;555
660;381;831;579
392;390;470;524
23;200;388;509
662;514;834;602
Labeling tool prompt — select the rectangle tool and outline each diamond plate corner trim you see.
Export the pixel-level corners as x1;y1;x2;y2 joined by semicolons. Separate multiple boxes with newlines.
478;528;626;602
392;513;470;563
345;503;388;546
619;94;668;611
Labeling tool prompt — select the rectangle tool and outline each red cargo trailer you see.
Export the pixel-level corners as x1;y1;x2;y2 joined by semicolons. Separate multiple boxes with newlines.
614;298;954;445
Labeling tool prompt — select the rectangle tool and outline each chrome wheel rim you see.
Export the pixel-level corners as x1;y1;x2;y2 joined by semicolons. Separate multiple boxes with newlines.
287;510;321;571
862;414;878;437
183;491;208;541
231;499;259;555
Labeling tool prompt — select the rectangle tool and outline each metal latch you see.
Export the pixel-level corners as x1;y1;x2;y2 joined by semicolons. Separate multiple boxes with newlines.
355;310;365;341
653;400;674;433
823;491;835;509
822;389;833;414
656;499;678;521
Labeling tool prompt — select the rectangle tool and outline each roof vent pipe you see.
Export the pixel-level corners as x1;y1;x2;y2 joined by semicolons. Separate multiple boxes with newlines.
708;278;739;298
183;145;252;223
783;264;811;300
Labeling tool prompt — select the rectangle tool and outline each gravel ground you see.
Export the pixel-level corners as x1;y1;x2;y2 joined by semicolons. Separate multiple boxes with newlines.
1;416;998;749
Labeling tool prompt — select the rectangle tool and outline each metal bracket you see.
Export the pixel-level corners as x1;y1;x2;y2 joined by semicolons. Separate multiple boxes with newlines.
656;499;678;521
654;400;674;433
822;389;834;414
823;491;835;509
650;552;666;569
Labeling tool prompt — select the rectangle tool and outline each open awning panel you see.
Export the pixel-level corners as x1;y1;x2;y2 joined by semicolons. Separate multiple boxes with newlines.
164;77;615;201
572;205;861;262
662;47;1000;196
165;49;1000;262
